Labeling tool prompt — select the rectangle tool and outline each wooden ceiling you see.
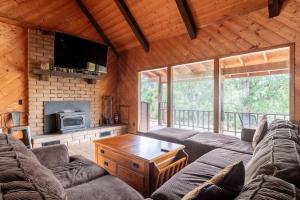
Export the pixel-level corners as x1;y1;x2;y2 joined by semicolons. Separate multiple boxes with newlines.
0;0;268;53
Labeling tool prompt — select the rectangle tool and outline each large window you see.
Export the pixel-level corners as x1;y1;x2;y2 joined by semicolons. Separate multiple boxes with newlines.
172;60;214;131
139;68;168;132
138;46;292;137
220;47;290;137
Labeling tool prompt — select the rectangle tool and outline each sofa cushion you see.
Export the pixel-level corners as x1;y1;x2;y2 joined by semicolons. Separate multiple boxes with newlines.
66;175;144;200
138;128;199;144
0;134;67;200
252;117;268;148
236;175;300;200
245;138;300;187
197;148;252;169
268;119;298;132
151;161;222;200
52;155;107;188
184;133;253;162
182;161;245;200
254;128;300;155
32;144;70;169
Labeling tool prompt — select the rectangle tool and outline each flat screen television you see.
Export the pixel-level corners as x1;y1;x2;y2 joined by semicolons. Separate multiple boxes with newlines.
54;32;108;70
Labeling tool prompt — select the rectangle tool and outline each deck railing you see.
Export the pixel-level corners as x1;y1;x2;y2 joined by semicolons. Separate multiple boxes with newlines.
158;105;289;136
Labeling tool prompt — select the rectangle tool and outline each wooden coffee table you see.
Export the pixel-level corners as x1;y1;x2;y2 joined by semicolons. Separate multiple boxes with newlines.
94;134;185;196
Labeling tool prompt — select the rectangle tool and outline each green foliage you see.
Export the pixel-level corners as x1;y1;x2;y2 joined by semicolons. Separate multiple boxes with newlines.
140;73;289;121
223;74;289;114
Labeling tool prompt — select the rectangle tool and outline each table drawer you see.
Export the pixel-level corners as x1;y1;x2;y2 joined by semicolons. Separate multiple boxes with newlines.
98;156;117;176
98;146;145;173
118;165;144;194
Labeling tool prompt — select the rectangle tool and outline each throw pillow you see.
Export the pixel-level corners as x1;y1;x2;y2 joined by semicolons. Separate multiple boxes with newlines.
182;161;245;200
252;116;268;148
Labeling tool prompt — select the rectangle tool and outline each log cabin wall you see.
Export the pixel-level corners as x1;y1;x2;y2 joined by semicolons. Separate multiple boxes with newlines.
118;0;300;133
0;22;27;129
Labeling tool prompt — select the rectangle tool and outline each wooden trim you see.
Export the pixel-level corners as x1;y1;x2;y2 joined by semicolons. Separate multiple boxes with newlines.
268;0;281;18
289;44;295;122
136;43;294;73
75;0;119;57
138;72;141;131
175;0;197;39
213;58;220;133
167;67;173;127
114;0;149;52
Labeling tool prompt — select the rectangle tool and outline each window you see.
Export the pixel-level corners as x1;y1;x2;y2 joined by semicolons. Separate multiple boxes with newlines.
139;68;168;132
220;47;290;137
172;60;214;131
137;46;293;137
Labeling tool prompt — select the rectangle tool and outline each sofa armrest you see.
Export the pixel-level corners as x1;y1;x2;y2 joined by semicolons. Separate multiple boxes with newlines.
31;144;70;169
241;128;256;142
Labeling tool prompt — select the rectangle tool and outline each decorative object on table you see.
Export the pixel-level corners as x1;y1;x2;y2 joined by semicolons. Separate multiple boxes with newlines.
119;105;129;125
114;112;120;124
102;96;113;125
6;112;32;149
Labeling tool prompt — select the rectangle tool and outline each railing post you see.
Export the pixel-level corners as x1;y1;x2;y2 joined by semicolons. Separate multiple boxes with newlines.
179;111;181;128
192;111;195;130
197;111;200;128
234;113;237;136
208;111;210;131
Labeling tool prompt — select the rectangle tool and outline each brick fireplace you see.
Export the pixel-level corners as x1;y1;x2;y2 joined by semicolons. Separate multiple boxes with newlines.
28;29;101;135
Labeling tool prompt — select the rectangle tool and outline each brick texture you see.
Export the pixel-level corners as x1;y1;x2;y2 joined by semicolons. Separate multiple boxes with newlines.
28;29;101;135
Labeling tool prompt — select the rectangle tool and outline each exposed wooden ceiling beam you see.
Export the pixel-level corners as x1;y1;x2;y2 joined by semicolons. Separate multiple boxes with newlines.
75;0;119;57
114;0;149;52
175;0;197;39
268;0;281;18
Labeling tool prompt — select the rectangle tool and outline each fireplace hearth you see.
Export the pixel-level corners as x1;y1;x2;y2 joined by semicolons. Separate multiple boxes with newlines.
44;101;90;134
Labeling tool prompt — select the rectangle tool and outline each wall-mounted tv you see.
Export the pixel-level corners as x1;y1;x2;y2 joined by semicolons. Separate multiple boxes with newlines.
54;32;108;70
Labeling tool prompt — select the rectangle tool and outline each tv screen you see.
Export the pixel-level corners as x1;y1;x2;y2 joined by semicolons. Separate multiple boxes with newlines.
54;32;108;69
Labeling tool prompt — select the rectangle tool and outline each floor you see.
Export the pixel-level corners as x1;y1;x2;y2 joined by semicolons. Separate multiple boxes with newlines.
68;141;95;161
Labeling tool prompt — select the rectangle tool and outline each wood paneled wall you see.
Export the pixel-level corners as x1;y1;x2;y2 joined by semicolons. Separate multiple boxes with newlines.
118;0;300;133
99;50;119;122
0;22;27;127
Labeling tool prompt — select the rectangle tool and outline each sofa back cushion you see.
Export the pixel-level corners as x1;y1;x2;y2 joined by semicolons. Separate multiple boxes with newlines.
268;119;298;132
246;129;300;188
236;175;300;200
32;144;70;169
0;134;67;200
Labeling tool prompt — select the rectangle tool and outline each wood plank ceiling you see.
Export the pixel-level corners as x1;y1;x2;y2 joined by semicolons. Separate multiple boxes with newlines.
0;0;268;52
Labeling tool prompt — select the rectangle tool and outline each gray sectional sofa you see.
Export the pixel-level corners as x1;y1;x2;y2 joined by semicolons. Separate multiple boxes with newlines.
142;120;300;200
0;119;299;200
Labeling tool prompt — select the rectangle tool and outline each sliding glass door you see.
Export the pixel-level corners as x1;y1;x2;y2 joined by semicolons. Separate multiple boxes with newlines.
139;68;168;132
172;60;214;131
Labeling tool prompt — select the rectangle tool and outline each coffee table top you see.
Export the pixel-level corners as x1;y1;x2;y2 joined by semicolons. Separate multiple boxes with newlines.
94;134;185;161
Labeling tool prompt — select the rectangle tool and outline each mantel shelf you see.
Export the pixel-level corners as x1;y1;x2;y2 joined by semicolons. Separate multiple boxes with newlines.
32;68;105;84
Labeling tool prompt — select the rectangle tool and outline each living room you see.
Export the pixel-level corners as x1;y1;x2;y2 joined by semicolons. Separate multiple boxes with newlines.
0;0;299;200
